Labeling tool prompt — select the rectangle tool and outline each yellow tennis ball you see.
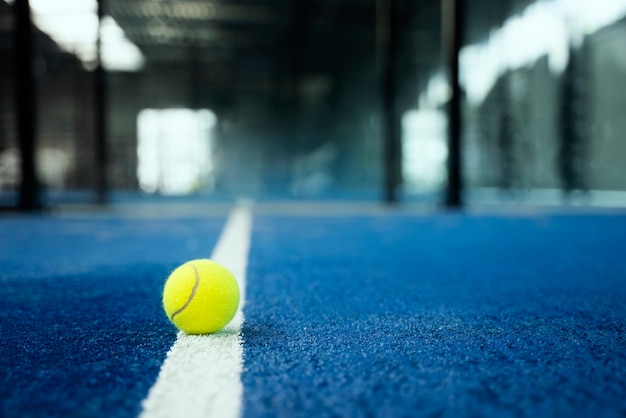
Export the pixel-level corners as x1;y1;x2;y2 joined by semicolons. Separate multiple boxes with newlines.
162;259;240;335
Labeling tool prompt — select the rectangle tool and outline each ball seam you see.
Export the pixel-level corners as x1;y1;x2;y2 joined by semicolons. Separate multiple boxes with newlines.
170;263;200;321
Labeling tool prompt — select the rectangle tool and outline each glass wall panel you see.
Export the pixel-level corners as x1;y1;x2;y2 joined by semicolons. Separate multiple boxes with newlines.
3;0;625;208
462;0;626;206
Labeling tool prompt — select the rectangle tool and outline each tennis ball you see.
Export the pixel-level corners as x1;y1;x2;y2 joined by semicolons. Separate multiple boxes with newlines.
162;259;240;335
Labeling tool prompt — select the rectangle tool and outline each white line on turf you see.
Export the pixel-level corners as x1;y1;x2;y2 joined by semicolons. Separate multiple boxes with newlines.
140;204;253;418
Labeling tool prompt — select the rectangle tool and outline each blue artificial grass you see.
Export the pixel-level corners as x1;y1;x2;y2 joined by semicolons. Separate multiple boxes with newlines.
242;213;626;417
0;215;226;418
2;211;626;417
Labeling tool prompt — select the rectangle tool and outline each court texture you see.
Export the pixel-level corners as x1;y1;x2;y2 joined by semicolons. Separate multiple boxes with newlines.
1;201;625;417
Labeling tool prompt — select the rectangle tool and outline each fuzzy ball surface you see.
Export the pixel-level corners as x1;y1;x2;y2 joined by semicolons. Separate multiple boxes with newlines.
162;259;240;334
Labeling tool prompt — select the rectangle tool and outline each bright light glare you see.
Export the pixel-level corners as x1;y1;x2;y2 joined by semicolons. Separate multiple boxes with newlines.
101;16;145;72
561;0;626;34
402;109;448;192
28;0;144;71
459;0;626;105
137;109;217;196
420;72;451;108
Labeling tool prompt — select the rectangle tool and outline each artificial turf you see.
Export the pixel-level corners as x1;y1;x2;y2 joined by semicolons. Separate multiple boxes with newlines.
243;213;626;417
0;215;226;417
1;211;625;417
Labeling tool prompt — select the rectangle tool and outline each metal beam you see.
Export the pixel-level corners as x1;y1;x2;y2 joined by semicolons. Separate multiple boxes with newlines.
95;0;108;205
14;0;41;211
378;0;401;204
442;0;464;208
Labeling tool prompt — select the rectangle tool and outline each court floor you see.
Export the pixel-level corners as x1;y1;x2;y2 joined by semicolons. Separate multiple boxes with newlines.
1;202;625;417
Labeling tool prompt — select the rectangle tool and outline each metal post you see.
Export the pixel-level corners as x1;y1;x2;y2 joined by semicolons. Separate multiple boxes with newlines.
378;0;400;204
95;0;108;204
14;0;42;211
442;0;463;208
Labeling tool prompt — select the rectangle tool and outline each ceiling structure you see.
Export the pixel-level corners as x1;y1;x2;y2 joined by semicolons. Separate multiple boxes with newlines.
103;0;542;106
102;0;454;121
2;0;540;110
108;0;294;64
105;0;536;61
106;0;435;77
0;0;541;93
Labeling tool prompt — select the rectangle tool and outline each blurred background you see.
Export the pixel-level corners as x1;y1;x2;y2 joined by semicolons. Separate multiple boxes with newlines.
1;0;625;210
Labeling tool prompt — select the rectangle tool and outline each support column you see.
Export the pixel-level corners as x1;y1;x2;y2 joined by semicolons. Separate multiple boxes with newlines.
442;0;464;208
95;0;108;204
14;0;41;211
378;0;401;204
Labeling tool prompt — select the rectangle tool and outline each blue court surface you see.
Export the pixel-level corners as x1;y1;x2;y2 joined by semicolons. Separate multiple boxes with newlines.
1;205;626;417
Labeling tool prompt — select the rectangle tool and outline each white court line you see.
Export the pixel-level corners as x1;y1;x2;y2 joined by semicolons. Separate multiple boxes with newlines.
140;204;252;418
